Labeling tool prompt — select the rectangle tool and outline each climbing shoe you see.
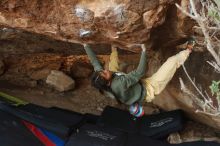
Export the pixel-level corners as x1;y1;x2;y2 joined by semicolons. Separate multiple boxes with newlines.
186;36;196;51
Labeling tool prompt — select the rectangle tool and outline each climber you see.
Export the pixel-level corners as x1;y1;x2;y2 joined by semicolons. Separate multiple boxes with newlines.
83;38;195;117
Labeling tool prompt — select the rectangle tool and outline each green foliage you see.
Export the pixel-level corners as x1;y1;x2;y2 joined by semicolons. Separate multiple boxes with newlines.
207;1;220;100
208;0;220;22
213;0;220;8
209;80;220;100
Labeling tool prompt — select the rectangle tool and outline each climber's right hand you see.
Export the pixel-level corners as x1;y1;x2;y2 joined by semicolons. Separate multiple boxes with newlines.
141;44;146;52
83;44;89;48
111;44;118;52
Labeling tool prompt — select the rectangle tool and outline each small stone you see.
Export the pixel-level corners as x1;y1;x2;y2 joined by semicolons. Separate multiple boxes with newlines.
46;70;75;92
97;107;103;112
167;132;182;144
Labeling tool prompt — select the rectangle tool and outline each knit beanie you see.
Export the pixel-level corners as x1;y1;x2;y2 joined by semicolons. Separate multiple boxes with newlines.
129;103;145;118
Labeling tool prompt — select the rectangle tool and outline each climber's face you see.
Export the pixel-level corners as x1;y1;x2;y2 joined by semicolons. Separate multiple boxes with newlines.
100;70;113;81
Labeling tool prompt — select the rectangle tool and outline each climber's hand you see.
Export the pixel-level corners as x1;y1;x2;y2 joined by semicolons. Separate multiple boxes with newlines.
111;45;118;52
83;43;89;48
141;44;146;52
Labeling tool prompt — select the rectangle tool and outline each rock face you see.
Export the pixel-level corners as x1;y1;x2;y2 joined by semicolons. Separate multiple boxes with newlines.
46;70;75;92
70;62;93;78
0;60;4;75
167;121;220;144
0;0;219;132
0;0;176;47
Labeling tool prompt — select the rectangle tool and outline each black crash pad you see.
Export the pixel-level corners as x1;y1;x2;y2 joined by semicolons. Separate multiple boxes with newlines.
98;106;184;139
139;110;184;139
0;102;83;138
0;110;43;146
66;124;127;146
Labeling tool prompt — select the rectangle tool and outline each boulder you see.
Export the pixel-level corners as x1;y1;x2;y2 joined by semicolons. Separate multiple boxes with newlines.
30;69;51;80
46;70;75;92
0;60;5;75
0;0;175;47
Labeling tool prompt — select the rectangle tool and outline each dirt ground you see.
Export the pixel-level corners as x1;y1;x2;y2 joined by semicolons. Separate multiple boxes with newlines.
0;79;120;115
0;79;220;144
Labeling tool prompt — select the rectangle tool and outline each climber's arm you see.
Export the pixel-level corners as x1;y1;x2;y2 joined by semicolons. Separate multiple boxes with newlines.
83;44;103;71
121;44;147;88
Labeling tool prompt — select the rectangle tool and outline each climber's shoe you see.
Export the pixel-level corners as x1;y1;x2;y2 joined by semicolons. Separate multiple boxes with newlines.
186;36;196;51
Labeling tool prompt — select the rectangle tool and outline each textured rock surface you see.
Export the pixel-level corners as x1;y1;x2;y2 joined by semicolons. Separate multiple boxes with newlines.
167;121;220;144
70;62;93;78
0;53;139;85
0;60;4;75
46;70;75;92
0;0;219;133
0;0;177;47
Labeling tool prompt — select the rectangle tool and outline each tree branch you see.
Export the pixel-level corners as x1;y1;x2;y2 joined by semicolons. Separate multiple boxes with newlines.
180;65;219;114
176;0;220;67
175;3;198;20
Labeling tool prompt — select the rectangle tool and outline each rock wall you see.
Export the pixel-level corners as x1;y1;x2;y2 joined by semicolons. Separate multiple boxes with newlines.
0;0;220;131
0;59;4;75
0;0;178;47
